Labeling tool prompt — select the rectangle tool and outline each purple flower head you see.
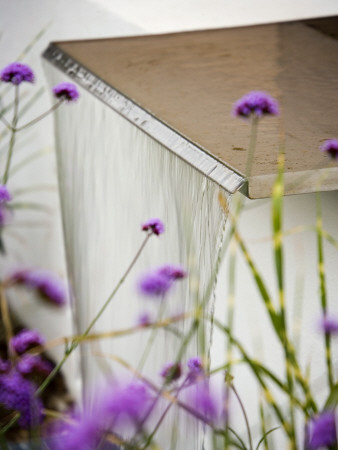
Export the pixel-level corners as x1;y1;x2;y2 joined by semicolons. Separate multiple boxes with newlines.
137;311;152;326
0;62;34;85
10;268;67;306
10;328;45;355
17;354;53;376
158;264;187;280
187;357;204;381
160;362;182;383
306;410;337;449
52;82;79;102
0;185;11;203
141;218;164;236
101;381;152;430
138;270;172;298
233;91;279;119
321;139;338;160
318;315;338;335
186;381;220;426
50;415;102;450
0;370;43;428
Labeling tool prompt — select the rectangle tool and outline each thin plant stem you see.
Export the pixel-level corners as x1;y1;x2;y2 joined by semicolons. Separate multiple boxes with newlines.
316;191;334;389
35;233;152;396
83;233;151;337
3;85;19;184
272;153;296;446
231;383;253;450
15;101;62;132
136;298;166;373
0;412;20;436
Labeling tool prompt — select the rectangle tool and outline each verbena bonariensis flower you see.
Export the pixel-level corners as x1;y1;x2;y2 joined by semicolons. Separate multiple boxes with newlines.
306;410;337;449
158;264;187;280
52;82;79;102
185;380;224;426
137;311;152;326
141;218;164;236
10;328;45;354
138;264;187;298
10;268;67;306
0;62;34;85
17;354;53;376
0;370;43;428
50;415;102;450
138;270;173;297
320;139;338;159
187;357;204;381
319;315;338;334
100;381;152;431
233;91;279;118
0;185;11;203
160;362;182;383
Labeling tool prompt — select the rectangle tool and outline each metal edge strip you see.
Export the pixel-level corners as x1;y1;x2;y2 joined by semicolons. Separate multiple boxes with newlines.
42;43;245;194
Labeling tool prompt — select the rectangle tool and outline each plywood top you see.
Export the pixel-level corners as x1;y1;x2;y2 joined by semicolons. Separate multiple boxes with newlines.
53;17;338;197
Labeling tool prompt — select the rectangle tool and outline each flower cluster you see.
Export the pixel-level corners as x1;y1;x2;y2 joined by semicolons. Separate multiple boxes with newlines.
0;371;43;428
320;139;338;159
0;62;34;85
141;218;164;236
10;268;67;306
51;380;152;449
232;91;279;118
138;264;187;298
10;328;45;354
306;410;337;449
52;82;80;102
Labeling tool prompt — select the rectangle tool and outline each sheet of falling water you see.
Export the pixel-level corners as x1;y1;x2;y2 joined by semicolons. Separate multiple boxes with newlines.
44;63;229;449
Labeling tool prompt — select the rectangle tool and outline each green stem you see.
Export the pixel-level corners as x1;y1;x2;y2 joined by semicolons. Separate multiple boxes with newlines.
3;85;19;184
316;191;334;389
15;100;62;132
231;384;253;450
35;233;151;396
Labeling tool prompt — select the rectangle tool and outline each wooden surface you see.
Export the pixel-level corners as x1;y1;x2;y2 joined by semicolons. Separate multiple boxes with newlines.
55;17;338;198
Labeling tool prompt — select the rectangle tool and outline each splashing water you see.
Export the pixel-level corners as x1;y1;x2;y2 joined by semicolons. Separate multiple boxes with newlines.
44;64;230;448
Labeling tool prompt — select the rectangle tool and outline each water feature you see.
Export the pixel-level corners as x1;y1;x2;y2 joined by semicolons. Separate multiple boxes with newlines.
43;58;240;447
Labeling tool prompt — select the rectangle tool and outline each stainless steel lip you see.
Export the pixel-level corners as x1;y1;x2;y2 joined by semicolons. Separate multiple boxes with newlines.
42;43;245;194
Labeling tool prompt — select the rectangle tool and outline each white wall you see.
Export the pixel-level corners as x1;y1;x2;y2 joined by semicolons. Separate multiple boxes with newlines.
1;0;338;443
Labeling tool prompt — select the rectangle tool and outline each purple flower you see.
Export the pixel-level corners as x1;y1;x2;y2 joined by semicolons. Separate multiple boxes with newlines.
160;362;182;383
138;264;187;298
0;370;43;428
17;354;53;376
158;264;187;280
306;410;337;449
138;271;172;297
10;329;45;355
233;91;279;118
319;315;338;334
10;268;67;306
321;139;338;159
187;357;204;381
141;218;164;236
137;312;152;326
186;381;220;425
101;381;152;429
52;82;79;102
0;185;11;203
50;415;102;450
0;62;34;85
